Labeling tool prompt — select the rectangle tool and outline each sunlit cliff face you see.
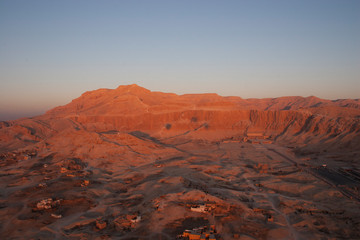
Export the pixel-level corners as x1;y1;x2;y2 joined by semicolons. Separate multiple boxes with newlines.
2;84;359;154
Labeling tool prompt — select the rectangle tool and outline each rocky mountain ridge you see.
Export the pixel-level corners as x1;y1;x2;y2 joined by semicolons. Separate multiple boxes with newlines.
1;84;359;157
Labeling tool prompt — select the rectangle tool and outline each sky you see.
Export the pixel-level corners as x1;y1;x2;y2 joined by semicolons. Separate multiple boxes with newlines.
1;0;359;120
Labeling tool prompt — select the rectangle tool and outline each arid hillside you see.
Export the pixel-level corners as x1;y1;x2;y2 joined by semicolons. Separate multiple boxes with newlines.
1;84;359;157
0;85;359;239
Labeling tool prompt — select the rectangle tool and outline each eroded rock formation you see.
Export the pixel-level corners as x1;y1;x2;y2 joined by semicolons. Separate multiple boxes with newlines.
1;84;359;156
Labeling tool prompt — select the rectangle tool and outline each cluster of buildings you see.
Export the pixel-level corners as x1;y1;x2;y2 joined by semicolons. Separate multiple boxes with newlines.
177;225;217;240
189;202;216;213
243;132;272;144
221;132;272;144
0;150;37;163
253;208;274;222
113;214;141;232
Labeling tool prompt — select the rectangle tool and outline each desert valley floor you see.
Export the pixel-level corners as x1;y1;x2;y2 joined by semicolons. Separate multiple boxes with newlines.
1;136;360;239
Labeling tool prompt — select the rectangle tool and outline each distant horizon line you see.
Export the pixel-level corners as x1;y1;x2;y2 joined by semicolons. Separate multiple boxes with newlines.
86;84;360;101
1;84;358;122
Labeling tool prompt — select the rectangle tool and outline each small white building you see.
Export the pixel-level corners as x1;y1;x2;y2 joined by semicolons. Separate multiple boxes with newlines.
191;205;206;213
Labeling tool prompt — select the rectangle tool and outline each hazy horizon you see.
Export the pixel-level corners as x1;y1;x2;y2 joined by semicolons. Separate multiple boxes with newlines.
1;0;359;120
1;83;360;121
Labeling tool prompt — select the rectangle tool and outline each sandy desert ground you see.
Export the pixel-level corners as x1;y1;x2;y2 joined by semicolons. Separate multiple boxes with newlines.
1;85;359;239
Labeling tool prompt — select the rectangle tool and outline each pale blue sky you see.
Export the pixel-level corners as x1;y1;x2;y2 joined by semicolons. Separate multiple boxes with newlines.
1;0;359;120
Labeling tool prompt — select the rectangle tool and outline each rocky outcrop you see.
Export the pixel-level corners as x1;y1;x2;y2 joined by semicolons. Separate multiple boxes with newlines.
0;84;359;154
